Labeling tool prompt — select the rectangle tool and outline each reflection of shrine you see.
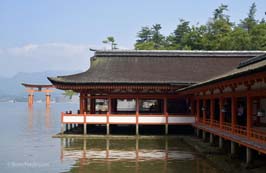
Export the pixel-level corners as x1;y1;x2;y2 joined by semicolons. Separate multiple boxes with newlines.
27;104;51;129
60;138;216;173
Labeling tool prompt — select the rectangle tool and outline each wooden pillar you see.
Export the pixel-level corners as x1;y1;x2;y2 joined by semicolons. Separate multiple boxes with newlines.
164;97;168;135
190;97;195;115
83;112;87;135
90;97;95;114
210;99;215;126
80;93;84;114
45;93;51;106
231;96;237;133
247;95;253;138
219;97;224;129
231;141;236;155
107;96;111;135
196;98;200;123
84;95;88;113
202;99;206;124
219;137;223;149
209;133;214;144
136;97;139;135
246;147;252;164
202;131;206;141
196;128;200;137
28;93;34;106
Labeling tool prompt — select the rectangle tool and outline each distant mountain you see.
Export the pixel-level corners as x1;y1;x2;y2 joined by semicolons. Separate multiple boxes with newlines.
0;70;81;101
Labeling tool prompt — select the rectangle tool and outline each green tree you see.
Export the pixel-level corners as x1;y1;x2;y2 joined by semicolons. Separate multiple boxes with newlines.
250;23;266;50
239;3;257;32
205;4;233;50
63;90;77;100
103;36;118;50
136;26;152;43
166;19;191;49
181;25;207;50
151;24;165;48
213;4;230;22
135;24;165;50
134;3;266;51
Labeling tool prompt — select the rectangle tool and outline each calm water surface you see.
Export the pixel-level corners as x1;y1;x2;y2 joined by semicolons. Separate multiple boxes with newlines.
0;102;221;173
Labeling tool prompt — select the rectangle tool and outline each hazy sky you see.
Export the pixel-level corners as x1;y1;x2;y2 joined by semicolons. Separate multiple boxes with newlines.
1;0;266;77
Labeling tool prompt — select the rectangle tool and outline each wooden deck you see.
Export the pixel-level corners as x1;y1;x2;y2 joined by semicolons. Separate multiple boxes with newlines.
193;123;266;154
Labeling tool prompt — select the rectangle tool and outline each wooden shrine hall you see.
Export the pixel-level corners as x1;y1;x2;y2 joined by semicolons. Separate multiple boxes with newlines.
48;50;265;135
22;83;54;106
48;49;266;164
179;53;266;163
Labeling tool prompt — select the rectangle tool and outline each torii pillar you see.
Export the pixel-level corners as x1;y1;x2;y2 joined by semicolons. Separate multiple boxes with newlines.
22;83;54;107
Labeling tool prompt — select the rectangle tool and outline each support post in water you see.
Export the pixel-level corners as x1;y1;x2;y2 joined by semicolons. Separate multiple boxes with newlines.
209;133;214;144
196;128;200;137
136;97;139;135
246;147;252;164
231;141;236;155
202;131;206;141
219;137;223;149
61;123;64;134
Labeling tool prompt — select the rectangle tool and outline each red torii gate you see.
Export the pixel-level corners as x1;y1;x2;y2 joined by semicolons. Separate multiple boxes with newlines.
21;83;55;106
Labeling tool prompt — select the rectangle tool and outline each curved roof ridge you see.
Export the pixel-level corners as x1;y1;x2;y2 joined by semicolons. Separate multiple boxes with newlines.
237;53;266;69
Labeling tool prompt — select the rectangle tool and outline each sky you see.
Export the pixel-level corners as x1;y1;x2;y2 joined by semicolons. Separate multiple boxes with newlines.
0;0;266;77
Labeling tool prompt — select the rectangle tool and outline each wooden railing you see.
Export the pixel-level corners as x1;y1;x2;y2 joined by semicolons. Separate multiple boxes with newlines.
61;112;195;125
197;120;266;144
222;122;232;132
212;120;220;128
233;125;247;137
250;128;266;144
205;119;211;125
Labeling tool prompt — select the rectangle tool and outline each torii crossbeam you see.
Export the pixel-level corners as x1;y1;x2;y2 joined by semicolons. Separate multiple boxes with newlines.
22;83;55;106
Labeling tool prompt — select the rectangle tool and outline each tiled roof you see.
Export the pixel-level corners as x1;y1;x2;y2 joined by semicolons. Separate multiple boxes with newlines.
179;53;266;91
48;50;266;86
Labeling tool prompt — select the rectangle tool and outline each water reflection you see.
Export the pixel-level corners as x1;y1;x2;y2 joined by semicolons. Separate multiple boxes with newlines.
27;106;51;129
60;137;220;173
45;106;51;128
28;106;33;129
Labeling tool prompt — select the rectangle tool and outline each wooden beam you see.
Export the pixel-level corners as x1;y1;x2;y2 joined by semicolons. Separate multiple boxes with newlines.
181;71;266;95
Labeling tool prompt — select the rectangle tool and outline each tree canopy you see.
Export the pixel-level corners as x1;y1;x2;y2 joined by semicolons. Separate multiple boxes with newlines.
135;3;266;50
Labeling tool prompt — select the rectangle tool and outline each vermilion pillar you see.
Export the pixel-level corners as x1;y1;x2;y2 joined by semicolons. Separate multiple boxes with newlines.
136;97;140;135
46;93;51;106
196;98;200;123
191;97;195;115
247;95;253;137
107;96;111;135
80;93;84;114
28;93;34;106
164;97;168;135
210;98;215;126
203;99;206;123
231;96;237;133
219;97;224;129
90;96;95;114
